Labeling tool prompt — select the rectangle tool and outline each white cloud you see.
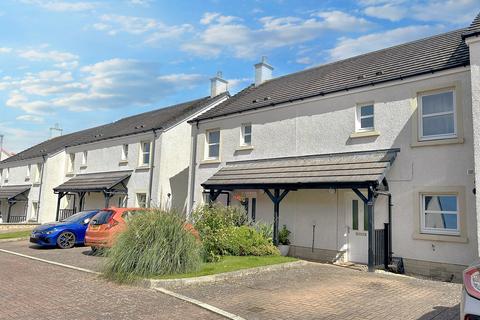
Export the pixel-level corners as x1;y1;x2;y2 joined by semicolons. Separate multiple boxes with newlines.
362;0;480;24
296;56;313;65
20;0;97;11
364;4;407;21
184;10;374;59
16;115;44;122
328;25;444;60
0;47;12;53
18;48;78;63
0;122;47;153
127;0;152;6
92;14;193;42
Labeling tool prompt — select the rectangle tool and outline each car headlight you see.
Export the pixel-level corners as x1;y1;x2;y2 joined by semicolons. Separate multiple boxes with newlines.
43;230;56;235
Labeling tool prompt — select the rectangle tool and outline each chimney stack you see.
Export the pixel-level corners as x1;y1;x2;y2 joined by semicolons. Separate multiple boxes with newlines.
255;56;273;86
210;71;228;97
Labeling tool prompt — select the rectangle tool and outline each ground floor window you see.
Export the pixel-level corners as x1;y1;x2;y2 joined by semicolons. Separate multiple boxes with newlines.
421;194;459;235
136;193;147;208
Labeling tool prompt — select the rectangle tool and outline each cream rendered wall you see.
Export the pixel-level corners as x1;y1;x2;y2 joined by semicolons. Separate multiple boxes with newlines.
193;68;477;266
66;132;155;209
467;36;480;257
38;151;67;223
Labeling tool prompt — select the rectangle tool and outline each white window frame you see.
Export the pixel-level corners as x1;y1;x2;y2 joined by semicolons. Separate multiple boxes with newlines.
4;168;9;182
81;151;88;166
355;103;374;132
121;144;129;161
418;88;457;141
241;124;252;146
136;193;147;208
26;164;31;179
139;141;151;166
420;193;460;236
205;129;220;160
33;163;41;183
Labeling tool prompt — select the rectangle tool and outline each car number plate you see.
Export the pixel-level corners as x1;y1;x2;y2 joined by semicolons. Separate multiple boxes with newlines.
31;233;36;238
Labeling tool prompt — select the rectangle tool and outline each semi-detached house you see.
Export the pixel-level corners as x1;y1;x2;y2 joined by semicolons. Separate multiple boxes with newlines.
187;14;480;280
0;76;229;224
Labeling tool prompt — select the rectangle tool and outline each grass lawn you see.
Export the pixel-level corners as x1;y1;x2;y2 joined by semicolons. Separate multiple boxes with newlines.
157;255;298;279
0;230;32;240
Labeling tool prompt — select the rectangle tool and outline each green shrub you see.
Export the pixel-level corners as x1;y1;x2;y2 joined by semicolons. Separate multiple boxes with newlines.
253;221;273;242
192;203;248;232
222;226;279;256
103;210;202;283
278;225;291;245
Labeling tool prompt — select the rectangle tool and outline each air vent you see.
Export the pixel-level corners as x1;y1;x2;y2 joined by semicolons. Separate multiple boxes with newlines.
375;71;384;76
263;96;271;101
252;99;260;103
134;125;145;129
357;75;366;80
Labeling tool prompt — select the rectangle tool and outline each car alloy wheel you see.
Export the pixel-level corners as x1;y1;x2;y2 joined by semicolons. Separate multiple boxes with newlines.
57;231;76;249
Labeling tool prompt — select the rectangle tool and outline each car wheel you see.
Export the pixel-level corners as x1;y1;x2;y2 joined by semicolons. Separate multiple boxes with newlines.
57;231;76;249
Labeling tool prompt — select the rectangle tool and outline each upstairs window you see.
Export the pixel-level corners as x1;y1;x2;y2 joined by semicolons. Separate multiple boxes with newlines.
67;153;75;173
356;104;374;132
241;124;252;146
26;164;31;179
206;130;220;160
33;164;41;183
4;168;9;182
121;144;129;161
419;89;456;140
81;151;88;166
139;141;151;166
421;194;459;235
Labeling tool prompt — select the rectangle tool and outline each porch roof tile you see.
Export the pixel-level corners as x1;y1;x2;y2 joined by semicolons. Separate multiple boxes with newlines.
54;170;132;193
0;185;30;200
202;149;399;190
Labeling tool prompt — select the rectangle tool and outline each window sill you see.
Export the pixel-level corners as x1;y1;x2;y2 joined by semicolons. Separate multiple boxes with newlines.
65;172;74;177
200;159;221;165
412;232;467;243
119;160;128;166
79;165;87;169
411;136;464;147
235;145;254;151
25;177;31;182
349;130;380;139
136;165;151;170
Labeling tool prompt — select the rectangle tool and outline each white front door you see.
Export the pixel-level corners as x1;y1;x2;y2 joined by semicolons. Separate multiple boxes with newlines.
345;194;368;264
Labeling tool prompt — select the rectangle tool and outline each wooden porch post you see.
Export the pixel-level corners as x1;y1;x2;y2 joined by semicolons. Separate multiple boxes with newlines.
104;191;111;208
367;187;375;272
264;189;290;246
79;192;86;211
55;192;65;221
6;201;14;223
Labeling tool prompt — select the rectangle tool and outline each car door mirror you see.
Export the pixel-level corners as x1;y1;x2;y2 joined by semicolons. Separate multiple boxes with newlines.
83;218;91;225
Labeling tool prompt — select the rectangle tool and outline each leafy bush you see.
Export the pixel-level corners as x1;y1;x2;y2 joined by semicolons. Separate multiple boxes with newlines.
253;222;273;242
278;225;291;245
103;210;202;283
192;204;279;261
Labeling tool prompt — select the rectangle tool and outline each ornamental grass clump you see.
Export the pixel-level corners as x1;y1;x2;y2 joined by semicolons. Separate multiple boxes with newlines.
103;210;202;283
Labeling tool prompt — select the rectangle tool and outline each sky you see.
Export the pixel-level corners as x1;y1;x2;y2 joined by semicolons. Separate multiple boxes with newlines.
0;0;479;153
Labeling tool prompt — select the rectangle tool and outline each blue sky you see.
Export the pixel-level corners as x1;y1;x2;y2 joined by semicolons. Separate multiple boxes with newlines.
0;0;479;152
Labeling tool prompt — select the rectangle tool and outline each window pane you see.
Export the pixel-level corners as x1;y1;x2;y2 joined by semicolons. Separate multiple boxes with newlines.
422;92;454;115
143;153;150;164
352;200;358;230
244;134;251;144
424;195;457;212
209;131;220;144
243;125;251;134
360;105;373;117
422;113;454;136
143;142;150;153
424;212;458;230
209;144;219;158
361;117;374;129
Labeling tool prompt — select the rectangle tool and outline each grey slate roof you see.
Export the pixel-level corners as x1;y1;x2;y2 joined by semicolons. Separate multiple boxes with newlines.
1;93;228;165
193;27;471;122
54;170;132;192
463;13;480;39
202;149;399;189
0;185;30;200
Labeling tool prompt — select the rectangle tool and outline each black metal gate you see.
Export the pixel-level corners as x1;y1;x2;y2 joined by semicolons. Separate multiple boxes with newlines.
374;223;390;268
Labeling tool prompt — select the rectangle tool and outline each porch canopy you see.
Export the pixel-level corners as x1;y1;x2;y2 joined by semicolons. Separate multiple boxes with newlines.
202;148;399;271
0;185;30;202
0;185;30;223
53;170;132;220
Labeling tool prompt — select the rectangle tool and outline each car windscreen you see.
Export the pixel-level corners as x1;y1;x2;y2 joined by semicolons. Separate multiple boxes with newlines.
61;211;96;223
90;210;114;225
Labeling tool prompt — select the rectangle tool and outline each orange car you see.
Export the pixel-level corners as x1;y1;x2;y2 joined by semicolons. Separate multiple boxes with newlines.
84;207;200;252
84;207;144;251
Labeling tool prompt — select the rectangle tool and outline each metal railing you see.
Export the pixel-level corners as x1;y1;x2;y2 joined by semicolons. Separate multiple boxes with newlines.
58;209;76;221
7;215;27;223
374;223;390;269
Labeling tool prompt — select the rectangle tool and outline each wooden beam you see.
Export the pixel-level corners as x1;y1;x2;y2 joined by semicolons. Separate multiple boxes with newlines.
367;187;376;272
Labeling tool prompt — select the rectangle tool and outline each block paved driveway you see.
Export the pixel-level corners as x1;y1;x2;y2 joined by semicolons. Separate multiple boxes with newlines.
0;240;462;320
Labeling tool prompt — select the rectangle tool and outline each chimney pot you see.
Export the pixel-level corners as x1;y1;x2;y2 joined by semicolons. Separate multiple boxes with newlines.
210;71;228;97
255;56;273;86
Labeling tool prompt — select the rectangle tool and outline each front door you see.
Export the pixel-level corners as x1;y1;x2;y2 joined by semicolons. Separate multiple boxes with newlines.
345;194;368;264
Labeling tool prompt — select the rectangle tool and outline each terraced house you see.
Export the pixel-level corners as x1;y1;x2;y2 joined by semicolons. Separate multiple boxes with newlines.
0;76;229;224
187;14;480;280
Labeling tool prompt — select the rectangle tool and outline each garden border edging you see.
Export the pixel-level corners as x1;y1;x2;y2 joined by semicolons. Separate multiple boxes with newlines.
142;260;309;289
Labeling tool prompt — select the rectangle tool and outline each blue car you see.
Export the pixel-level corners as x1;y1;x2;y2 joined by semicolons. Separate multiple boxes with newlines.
30;210;100;249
